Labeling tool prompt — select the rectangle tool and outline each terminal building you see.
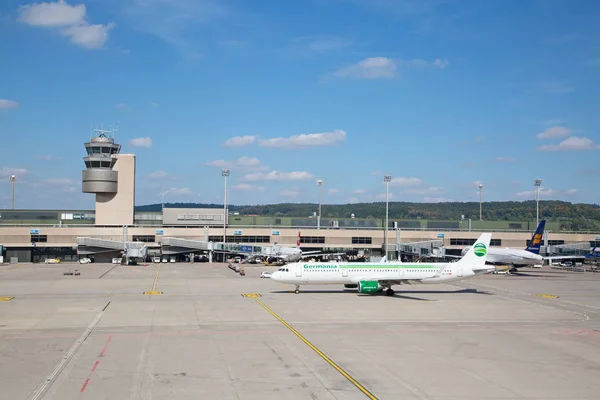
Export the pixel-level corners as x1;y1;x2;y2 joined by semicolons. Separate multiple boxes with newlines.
1;130;598;264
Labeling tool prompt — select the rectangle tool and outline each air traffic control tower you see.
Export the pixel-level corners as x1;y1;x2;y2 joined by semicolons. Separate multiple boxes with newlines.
82;129;136;225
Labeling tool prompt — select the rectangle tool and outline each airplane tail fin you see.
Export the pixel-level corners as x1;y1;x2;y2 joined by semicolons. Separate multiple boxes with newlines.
297;231;301;248
586;247;599;258
456;233;492;270
525;220;545;254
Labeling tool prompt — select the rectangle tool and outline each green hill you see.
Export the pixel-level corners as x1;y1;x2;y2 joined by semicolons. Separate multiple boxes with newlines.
135;200;600;231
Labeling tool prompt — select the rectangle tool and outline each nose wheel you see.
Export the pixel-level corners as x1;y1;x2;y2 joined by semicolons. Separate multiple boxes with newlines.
385;288;395;296
295;285;300;294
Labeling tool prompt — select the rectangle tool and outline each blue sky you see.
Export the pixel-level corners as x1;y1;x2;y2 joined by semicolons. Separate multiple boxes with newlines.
1;0;599;209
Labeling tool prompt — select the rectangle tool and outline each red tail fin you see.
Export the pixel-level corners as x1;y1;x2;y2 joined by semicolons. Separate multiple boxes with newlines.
297;231;301;247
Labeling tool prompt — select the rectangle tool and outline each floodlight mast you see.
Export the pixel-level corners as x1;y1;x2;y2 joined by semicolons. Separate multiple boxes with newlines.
535;178;542;226
478;183;483;221
222;169;230;243
384;175;392;258
9;175;17;209
317;180;323;229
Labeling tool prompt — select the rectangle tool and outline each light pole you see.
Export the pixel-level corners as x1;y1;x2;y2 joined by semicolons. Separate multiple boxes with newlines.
478;183;483;221
9;175;16;209
384;175;391;258
222;169;229;243
535;178;542;227
317;180;323;229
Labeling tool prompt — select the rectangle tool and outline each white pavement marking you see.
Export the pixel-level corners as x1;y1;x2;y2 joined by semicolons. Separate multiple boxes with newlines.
27;301;111;400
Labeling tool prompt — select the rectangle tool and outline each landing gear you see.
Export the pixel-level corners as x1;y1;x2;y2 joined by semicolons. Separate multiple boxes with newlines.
385;288;395;296
295;285;300;294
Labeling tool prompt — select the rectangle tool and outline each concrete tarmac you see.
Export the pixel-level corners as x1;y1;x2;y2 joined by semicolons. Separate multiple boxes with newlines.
1;262;599;399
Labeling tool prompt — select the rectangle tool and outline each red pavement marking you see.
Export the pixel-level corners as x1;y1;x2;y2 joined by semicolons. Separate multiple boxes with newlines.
80;378;90;392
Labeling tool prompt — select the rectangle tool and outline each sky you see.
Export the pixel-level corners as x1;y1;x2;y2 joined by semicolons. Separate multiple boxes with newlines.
0;0;599;210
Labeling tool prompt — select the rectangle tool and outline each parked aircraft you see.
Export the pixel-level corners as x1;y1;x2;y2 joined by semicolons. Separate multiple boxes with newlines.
458;220;546;272
242;231;343;265
269;233;494;296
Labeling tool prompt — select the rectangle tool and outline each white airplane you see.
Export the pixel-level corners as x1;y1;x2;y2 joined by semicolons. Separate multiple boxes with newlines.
243;231;343;265
457;220;545;272
270;233;494;296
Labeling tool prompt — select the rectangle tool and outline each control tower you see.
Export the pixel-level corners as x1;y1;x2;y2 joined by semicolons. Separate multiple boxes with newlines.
82;128;135;225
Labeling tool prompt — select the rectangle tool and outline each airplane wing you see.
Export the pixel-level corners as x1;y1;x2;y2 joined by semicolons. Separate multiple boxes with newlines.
299;252;346;259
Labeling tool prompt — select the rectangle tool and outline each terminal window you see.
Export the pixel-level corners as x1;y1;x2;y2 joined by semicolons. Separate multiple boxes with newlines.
209;235;270;243
450;238;476;246
300;236;325;244
132;235;155;242
548;240;565;246
491;239;501;246
590;241;600;247
352;237;372;244
31;234;48;243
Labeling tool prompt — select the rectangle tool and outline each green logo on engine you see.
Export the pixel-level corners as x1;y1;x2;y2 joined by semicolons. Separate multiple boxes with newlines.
474;243;487;257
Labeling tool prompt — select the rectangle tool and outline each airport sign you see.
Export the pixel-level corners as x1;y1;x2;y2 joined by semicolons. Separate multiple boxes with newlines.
155;229;164;235
272;230;280;235
234;230;242;235
437;233;444;238
29;229;39;234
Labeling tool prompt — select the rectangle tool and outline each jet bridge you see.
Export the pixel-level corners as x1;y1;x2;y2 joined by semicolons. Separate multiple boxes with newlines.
76;237;148;263
397;240;445;259
544;242;592;258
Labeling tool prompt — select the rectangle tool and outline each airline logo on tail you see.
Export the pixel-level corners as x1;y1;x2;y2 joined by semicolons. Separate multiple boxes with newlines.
525;220;546;254
297;231;301;247
474;243;487;257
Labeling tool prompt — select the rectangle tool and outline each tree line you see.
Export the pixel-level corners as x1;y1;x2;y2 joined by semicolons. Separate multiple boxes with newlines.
136;200;600;229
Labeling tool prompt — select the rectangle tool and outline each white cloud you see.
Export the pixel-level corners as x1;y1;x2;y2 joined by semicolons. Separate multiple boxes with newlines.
204;156;267;171
231;183;264;191
242;170;313;182
536;126;571;139
118;0;228;49
353;189;365;194
516;188;559;198
60;22;115;49
0;168;28;177
494;157;516;162
333;57;448;79
566;188;578;195
129;137;152;148
424;197;454;203
258;130;346;149
375;193;393;200
370;170;382;176
280;189;300;197
147;170;176;180
347;197;359;203
538;136;600;151
115;102;127;109
328;188;340;194
0;99;19;109
161;187;192;196
224;135;256;147
150;102;160;107
18;0;115;49
389;177;423;186
18;0;86;26
334;57;397;79
406;186;443;195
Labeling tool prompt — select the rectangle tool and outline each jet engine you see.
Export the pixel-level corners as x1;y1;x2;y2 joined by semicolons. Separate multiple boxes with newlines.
344;284;358;289
357;280;381;294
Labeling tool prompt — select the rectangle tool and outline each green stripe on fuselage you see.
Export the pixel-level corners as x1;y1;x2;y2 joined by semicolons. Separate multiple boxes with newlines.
302;264;438;269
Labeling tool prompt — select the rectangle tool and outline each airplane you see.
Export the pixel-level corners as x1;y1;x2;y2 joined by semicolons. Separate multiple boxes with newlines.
457;220;546;273
269;232;494;296
241;231;344;265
